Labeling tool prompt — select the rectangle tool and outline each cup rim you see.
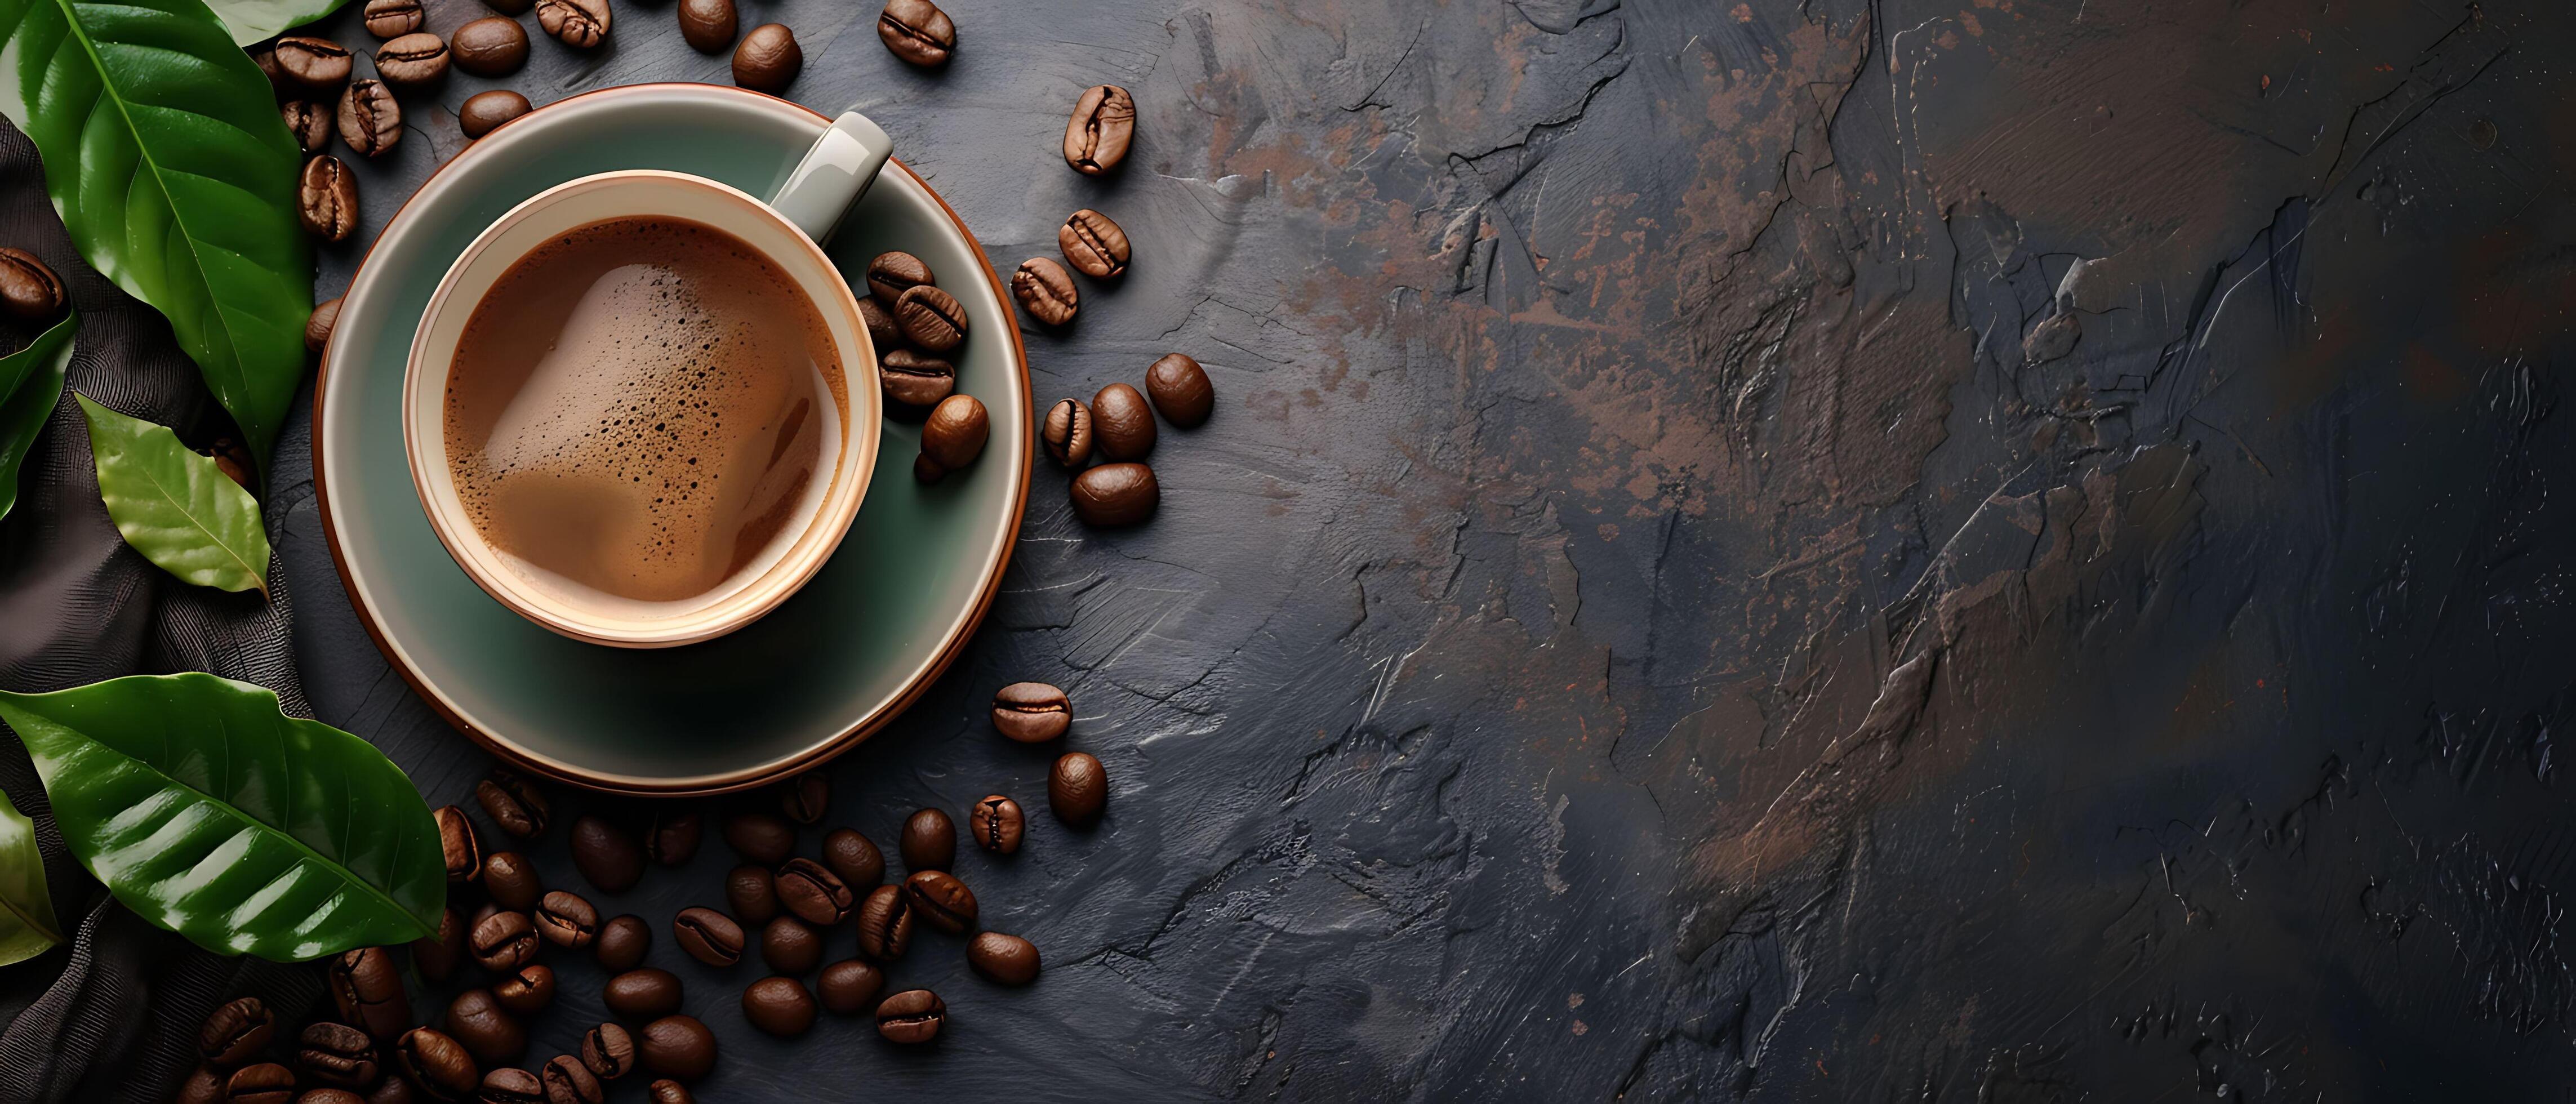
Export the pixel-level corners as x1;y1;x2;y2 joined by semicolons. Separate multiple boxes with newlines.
401;168;882;648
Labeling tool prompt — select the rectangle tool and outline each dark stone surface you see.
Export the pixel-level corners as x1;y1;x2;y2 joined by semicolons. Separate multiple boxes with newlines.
252;0;2576;1097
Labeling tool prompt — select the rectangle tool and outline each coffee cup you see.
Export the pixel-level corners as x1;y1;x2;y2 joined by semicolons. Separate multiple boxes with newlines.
404;112;893;648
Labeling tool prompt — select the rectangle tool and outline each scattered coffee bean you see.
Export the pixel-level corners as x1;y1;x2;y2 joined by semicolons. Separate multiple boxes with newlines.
724;865;778;925
374;32;448;90
874;990;945;1044
276;37;353;97
865;252;933;304
579;1022;635;1080
970;795;1024;854
328;946;409;1041
879;348;955;408
414;907;467;983
482;851;542;911
740;977;817;1038
722;812;793;864
967;931;1042;986
899;808;955;871
1051;751;1108;826
673;907;744;967
201;997;276;1067
817;959;884;1014
636;1016;715;1081
857;297;900;350
204;437;253;491
820;829;884;889
179;1068;225;1104
902;870;977;933
248;42;289;99
762;915;822;973
1070;462;1159;526
775;858;853;926
595;915;650;972
853;885;913;961
780;771;829;824
1091;382;1154;460
450;17;530;77
314;1088;371;1104
0;248;60;324
876;0;953;65
536;891;599;949
1013;256;1078;326
677;0;735;52
460;90;531;140
569;816;642;893
1058;208;1131;279
225;1062;296;1104
894;284;967;353
477;1067;540;1104
470;910;539;972
731;24;800;93
1064;84;1135;175
444;989;525;1066
396;1029;478;1100
362;0;422;36
435;806;482;883
535;0;609;47
335;80;399;158
991;682;1071;742
297;1023;377;1089
540;1055;602;1104
912;453;945;484
281;100;331;154
298;155;358;242
1146;352;1214;427
601;970;684;1021
477;770;550;838
918;394;988;477
645;811;701;866
647;1080;693;1104
1041;399;1092;468
492;964;555;1015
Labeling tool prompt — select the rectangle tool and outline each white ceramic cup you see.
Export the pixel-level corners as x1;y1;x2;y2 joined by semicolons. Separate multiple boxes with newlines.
404;112;894;648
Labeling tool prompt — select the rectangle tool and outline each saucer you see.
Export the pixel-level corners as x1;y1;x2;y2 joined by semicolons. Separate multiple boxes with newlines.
315;84;1030;795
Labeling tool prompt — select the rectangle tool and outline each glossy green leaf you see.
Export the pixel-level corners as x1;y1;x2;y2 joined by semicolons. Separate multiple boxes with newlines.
0;783;65;966
204;0;351;46
0;0;314;466
0;308;74;523
77;393;271;595
0;674;444;961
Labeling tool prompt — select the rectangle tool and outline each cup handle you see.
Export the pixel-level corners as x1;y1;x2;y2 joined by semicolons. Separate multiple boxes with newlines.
768;110;895;246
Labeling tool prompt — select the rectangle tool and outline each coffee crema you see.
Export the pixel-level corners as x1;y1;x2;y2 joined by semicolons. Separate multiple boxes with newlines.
443;215;846;613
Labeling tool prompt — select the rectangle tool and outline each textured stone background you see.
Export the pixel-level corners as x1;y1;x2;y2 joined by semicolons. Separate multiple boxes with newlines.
42;0;2576;1097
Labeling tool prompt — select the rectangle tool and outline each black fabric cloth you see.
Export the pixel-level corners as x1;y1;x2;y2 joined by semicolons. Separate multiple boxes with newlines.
0;120;321;1103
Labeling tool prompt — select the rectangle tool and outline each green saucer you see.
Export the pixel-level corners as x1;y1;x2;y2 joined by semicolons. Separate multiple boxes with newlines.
316;84;1029;794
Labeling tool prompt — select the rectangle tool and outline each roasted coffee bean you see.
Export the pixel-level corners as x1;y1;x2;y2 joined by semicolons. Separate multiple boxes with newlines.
602;969;684;1022
817;959;884;1014
367;1078;416;1104
912;453;947;485
967;931;1042;986
1063;84;1135;175
413;907;467;982
444;990;526;1066
276;37;353;97
918;394;988;478
722;812;793;864
636;1017;715;1081
741;977;816;1038
1070;462;1158;526
0;248;61;324
647;1080;693;1104
249;42;290;99
282;100;331;154
435;806;482;883
397;1029;479;1102
303;1088;369;1104
1058;208;1131;279
298;1023;378;1088
879;348;955;408
492;965;555;1015
579;1022;635;1080
991;682;1070;741
731;24;800;93
336;81;399;158
201;997;276;1067
471;901;503;930
970;795;1024;854
874;990;945;1044
865;252;933;305
672;907;744;967
724;865;777;925
470;910;539;972
895;284;967;353
1013;256;1078;326
460;90;531;140
853;885;912;961
225;1062;296;1104
1050;751;1109;826
1146;353;1214;427
645;811;701;866
857;297;901;350
780;771;829;824
330;946;410;1041
299;155;359;242
762;915;822;973
775;858;853;926
820;829;884;889
375;32;448;89
539;1056;601;1104
535;0;608;47
477;770;550;838
1091;382;1154;460
676;0;735;52
477;1067;540;1104
568;816;642;893
1041;399;1092;468
902;870;977;934
450;17;530;76
179;1067;226;1104
205;437;255;491
899;808;955;871
363;0;422;36
483;851;542;910
595;915;651;972
876;0;953;65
